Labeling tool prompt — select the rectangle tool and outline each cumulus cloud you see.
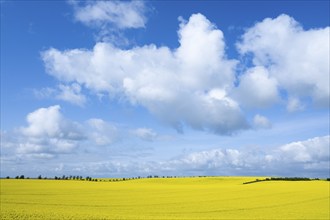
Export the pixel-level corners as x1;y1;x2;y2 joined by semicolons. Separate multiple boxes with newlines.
176;149;243;170
18;105;85;156
21;105;82;139
234;66;279;108
5;106;157;159
174;135;329;176
160;135;329;177
16;106;127;157
41;13;329;135
279;136;329;163
42;13;247;135
237;14;330;109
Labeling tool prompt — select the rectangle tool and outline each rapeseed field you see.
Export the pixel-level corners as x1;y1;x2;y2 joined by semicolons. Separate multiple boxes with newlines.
1;177;329;219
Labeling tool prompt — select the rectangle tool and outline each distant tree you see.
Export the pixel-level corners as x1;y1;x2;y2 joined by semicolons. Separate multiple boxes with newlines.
6;176;10;179
19;175;25;179
15;176;19;179
55;176;58;180
86;176;93;181
38;175;42;179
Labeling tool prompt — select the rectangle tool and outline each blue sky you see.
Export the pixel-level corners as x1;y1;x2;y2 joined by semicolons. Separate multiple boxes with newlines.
1;0;329;178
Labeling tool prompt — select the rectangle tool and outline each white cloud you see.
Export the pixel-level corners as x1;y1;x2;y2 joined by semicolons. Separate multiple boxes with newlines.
42;13;247;135
162;135;330;176
5;107;122;158
234;66;279;108
3;106;159;160
253;114;272;129
21;105;83;140
279;136;329;163
176;14;235;89
237;14;330;108
179;149;242;169
18;105;85;156
71;0;147;29
21;105;61;137
41;13;329;135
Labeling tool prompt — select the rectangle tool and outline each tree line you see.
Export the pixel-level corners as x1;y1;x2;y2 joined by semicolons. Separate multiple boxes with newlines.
5;175;330;182
5;175;98;181
243;177;329;184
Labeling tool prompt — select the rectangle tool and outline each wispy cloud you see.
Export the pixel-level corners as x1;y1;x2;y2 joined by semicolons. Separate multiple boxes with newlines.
56;84;87;106
34;83;86;106
71;0;148;29
69;0;149;44
132;128;157;142
86;118;119;146
253;114;272;129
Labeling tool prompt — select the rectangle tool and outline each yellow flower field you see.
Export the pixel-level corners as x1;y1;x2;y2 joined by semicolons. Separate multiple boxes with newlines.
1;177;329;219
